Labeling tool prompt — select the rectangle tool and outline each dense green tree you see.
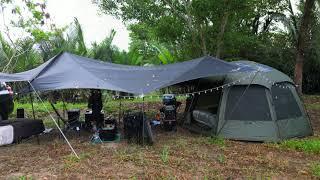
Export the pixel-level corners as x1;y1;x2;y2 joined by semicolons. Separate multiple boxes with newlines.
95;0;320;93
89;29;116;62
95;0;287;58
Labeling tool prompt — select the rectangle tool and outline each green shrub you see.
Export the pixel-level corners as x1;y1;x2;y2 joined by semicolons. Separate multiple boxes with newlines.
280;138;320;154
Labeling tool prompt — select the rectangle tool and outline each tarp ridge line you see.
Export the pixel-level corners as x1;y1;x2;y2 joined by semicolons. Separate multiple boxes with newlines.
30;52;64;83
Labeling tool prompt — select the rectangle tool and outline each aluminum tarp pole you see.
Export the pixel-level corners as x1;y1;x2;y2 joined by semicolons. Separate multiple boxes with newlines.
119;97;122;126
142;96;145;146
27;81;80;159
29;93;36;120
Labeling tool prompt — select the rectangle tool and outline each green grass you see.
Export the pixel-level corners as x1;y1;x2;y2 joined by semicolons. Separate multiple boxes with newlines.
12;96;163;117
160;145;170;164
305;103;320;110
10;98;164;128
63;153;90;169
216;154;225;164
280;138;320;154
12;101;87;118
311;163;320;177
207;136;225;147
18;176;34;180
303;95;320;110
12;92;184;118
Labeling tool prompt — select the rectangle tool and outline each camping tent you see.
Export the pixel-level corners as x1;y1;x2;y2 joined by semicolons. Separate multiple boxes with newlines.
0;52;313;142
184;61;313;142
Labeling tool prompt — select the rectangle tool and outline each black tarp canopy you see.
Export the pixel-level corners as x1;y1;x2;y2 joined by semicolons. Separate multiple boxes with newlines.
0;52;255;94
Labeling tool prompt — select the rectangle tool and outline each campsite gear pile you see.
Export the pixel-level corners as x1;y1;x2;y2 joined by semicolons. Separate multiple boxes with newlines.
84;110;104;130
90;117;119;143
0;119;44;146
66;109;81;132
159;94;181;131
98;117;118;141
50;104;81;133
123;111;154;145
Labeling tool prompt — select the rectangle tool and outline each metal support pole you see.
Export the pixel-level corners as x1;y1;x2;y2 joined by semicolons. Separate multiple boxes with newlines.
29;93;36;120
118;98;122;126
61;95;68;128
142;97;145;146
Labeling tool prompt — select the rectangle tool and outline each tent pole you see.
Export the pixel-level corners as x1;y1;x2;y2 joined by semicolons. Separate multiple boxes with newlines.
61;93;68;128
142;96;145;146
118;97;122;127
62;93;67;118
30;93;36;120
27;81;80;159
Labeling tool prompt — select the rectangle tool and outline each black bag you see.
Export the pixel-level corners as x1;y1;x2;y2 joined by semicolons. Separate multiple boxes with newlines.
123;111;154;145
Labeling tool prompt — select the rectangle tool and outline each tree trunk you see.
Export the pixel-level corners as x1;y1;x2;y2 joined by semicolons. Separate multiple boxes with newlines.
215;0;230;58
294;0;315;94
199;24;207;55
215;12;229;58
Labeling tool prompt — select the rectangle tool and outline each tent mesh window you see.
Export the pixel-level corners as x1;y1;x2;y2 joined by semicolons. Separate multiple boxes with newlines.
271;83;302;120
194;90;222;114
225;85;272;121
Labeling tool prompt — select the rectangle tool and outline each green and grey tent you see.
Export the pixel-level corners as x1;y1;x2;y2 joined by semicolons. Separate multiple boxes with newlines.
184;61;313;142
0;52;312;142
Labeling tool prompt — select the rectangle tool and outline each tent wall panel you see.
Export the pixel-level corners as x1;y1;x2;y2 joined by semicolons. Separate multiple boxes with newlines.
289;84;314;136
277;117;313;139
219;120;279;142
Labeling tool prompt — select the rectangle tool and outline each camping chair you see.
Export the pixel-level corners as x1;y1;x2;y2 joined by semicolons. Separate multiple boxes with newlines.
50;103;81;135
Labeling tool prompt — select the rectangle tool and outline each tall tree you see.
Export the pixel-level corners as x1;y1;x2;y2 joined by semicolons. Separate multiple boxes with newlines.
294;0;316;94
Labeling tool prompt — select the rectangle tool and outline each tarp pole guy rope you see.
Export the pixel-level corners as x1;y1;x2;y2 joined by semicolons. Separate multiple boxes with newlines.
28;81;80;159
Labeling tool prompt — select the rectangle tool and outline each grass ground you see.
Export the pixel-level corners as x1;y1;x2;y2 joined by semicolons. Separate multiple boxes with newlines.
1;95;320;179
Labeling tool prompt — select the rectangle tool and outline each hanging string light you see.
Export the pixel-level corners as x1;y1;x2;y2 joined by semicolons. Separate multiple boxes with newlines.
256;73;299;90
105;70;302;100
109;72;256;99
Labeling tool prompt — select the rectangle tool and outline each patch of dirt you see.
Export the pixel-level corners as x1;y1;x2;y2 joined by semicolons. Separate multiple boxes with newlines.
0;96;319;179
